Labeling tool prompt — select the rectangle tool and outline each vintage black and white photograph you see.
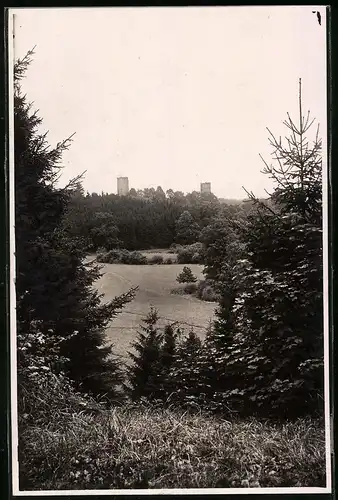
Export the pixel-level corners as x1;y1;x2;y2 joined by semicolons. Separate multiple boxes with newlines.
9;6;331;494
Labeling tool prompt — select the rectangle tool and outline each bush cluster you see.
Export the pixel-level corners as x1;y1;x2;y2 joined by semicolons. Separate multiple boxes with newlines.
176;242;204;264
168;243;183;253
97;250;176;265
183;283;198;295
97;249;148;265
148;254;164;265
196;280;220;302
171;279;218;303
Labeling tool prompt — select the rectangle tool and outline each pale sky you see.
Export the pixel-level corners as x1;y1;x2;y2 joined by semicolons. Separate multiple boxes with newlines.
11;6;327;198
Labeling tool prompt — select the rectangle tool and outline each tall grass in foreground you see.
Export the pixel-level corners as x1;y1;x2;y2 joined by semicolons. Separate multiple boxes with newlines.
19;402;325;490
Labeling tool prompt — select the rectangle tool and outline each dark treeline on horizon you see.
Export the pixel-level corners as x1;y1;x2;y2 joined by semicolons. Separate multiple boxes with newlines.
63;184;251;251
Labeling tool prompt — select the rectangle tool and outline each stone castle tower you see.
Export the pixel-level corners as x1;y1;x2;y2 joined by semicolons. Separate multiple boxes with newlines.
117;177;129;196
200;182;211;194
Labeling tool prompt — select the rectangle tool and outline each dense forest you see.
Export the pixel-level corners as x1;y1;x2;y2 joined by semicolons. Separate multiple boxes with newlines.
15;51;325;490
62;183;248;252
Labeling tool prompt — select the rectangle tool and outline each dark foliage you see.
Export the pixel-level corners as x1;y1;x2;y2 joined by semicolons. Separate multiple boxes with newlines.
157;82;324;419
63;186;230;252
176;266;198;284
126;309;164;401
175;210;201;245
166;330;203;406
148;254;164;265
97;248;147;265
15;50;135;398
176;242;205;264
197;80;324;417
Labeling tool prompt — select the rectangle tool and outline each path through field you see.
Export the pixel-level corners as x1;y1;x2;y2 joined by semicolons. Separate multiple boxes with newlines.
93;262;216;360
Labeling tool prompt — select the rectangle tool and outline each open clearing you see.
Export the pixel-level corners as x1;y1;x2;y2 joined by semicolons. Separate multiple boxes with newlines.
93;261;216;360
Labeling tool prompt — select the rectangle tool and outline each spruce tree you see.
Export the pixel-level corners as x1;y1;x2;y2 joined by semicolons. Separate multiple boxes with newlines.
156;324;177;399
231;82;323;417
14;50;135;398
127;308;163;401
176;266;197;284
160;324;177;371
212;80;323;417
167;329;203;406
197;218;245;409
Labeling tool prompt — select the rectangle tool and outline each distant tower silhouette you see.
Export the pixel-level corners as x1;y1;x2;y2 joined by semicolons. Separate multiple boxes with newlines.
117;177;129;196
200;182;211;194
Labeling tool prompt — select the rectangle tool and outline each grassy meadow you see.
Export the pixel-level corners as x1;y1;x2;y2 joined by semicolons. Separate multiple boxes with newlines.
93;252;216;360
20;402;326;490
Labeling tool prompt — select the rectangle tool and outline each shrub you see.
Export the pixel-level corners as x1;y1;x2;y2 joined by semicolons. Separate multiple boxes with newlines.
148;254;164;265
177;249;192;264
164;257;173;264
96;246;107;254
201;286;218;302
170;287;186;296
126;251;148;265
96;249;121;263
97;249;147;265
177;243;204;264
169;243;183;253
184;283;198;295
191;252;202;263
96;251;110;263
196;280;219;302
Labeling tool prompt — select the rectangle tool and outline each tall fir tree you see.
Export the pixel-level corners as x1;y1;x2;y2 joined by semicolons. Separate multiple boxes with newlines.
210;80;323;417
156;324;177;399
167;329;203;406
229;80;323;417
190;81;324;418
127;308;163;401
160;324;177;371
197;216;245;407
14;50;135;399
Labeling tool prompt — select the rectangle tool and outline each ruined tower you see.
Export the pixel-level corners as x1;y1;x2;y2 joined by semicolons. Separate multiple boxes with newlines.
200;182;211;194
117;177;129;196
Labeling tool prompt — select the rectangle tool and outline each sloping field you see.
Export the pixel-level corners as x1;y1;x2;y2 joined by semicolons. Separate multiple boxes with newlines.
93;262;216;360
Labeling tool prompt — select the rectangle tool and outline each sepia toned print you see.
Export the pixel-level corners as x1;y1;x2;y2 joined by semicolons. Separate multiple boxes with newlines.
9;6;331;494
